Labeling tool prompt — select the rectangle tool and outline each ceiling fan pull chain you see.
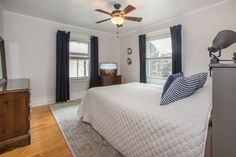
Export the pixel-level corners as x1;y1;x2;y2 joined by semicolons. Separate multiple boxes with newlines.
116;28;119;38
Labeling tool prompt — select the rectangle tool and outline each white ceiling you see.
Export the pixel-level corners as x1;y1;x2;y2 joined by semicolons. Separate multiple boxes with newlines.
0;0;227;34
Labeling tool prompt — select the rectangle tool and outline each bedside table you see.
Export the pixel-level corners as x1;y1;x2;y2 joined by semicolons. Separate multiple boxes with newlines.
99;75;122;86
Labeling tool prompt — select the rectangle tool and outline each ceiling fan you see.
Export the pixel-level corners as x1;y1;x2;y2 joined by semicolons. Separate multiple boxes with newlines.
95;3;142;28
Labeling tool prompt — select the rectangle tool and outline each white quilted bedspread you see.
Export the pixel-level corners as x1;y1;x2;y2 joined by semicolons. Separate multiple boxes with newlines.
79;83;212;157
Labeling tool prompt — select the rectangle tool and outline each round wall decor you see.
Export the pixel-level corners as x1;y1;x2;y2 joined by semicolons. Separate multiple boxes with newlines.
127;58;132;65
127;48;132;55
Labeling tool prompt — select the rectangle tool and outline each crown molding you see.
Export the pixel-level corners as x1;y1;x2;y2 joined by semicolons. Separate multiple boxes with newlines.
119;0;233;36
1;0;233;36
3;10;118;36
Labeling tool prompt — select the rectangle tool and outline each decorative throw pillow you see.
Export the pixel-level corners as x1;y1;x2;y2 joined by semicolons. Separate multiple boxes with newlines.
196;72;208;90
162;72;184;97
160;72;207;106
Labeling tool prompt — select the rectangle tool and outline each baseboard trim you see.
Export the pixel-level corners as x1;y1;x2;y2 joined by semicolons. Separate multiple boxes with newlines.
30;91;87;108
0;133;30;153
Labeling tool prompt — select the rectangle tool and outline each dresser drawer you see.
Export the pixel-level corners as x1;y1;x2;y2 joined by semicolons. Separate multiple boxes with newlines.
112;76;121;84
0;92;29;142
99;75;122;86
0;79;31;152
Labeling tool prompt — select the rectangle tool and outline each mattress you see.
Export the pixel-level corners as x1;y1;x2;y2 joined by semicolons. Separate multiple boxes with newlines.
80;83;212;157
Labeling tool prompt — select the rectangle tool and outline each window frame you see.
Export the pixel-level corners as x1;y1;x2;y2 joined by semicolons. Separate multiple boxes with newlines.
146;32;172;85
69;40;90;80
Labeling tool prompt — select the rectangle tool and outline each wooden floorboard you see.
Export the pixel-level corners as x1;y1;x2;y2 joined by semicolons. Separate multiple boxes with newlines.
0;105;72;157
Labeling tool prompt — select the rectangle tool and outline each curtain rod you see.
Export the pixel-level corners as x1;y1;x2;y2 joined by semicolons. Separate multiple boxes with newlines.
60;29;117;37
57;29;93;36
69;30;92;36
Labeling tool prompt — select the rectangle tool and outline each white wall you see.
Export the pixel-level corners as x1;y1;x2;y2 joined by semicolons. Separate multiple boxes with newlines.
3;11;120;107
0;2;3;36
2;0;236;106
120;0;236;83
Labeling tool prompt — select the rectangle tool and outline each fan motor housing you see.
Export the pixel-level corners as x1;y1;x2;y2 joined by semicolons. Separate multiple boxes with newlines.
114;4;121;10
112;10;123;15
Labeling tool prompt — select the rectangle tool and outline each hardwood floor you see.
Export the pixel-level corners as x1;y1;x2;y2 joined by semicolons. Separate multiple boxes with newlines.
0;106;72;157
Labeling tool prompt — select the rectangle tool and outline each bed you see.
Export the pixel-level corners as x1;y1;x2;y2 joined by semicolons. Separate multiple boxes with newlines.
79;83;212;157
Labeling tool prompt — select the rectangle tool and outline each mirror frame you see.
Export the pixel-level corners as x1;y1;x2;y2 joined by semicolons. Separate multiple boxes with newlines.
0;37;7;81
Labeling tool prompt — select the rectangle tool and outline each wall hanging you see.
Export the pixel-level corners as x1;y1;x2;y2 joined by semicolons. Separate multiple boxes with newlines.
127;48;132;55
127;58;132;65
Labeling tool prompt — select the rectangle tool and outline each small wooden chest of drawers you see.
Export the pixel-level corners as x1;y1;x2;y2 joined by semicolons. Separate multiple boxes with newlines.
0;79;31;153
99;75;122;86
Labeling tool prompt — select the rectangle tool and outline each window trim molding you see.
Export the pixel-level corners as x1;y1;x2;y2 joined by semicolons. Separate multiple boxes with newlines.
147;33;170;41
70;56;89;60
147;76;169;80
146;56;172;60
70;77;89;81
146;28;170;39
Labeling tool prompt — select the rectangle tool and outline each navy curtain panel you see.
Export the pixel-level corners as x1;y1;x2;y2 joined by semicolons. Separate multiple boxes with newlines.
89;36;99;88
139;34;147;83
56;30;70;102
170;25;182;74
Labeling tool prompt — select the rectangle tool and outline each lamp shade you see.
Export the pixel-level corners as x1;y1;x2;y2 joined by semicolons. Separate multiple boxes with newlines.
208;30;236;53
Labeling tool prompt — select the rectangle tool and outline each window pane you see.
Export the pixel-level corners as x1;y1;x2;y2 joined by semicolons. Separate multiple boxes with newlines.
86;60;89;77
78;60;85;77
146;36;172;80
69;40;89;78
147;59;172;78
70;59;78;78
70;41;88;54
146;37;172;58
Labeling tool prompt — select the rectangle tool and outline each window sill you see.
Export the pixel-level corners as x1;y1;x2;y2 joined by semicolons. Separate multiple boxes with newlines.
147;77;167;80
147;77;167;86
70;78;89;82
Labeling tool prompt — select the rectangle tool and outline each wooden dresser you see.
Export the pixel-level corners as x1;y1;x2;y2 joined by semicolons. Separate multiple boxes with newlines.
0;79;31;153
99;75;122;86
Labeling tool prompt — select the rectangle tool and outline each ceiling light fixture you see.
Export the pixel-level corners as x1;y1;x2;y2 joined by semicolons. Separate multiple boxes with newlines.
111;13;124;25
95;3;142;28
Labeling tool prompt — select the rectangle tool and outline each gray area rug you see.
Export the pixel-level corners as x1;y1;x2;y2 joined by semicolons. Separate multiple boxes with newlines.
50;100;123;157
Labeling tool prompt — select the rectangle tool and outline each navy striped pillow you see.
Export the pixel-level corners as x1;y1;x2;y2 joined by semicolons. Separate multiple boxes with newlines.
196;72;208;90
160;72;207;106
162;72;183;98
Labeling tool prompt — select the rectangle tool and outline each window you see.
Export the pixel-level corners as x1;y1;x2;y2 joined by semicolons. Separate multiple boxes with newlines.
146;36;172;84
69;41;89;79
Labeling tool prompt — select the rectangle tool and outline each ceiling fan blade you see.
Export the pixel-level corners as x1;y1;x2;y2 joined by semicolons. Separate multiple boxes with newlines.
125;16;142;22
116;24;123;28
96;18;111;24
95;9;112;16
122;5;136;15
